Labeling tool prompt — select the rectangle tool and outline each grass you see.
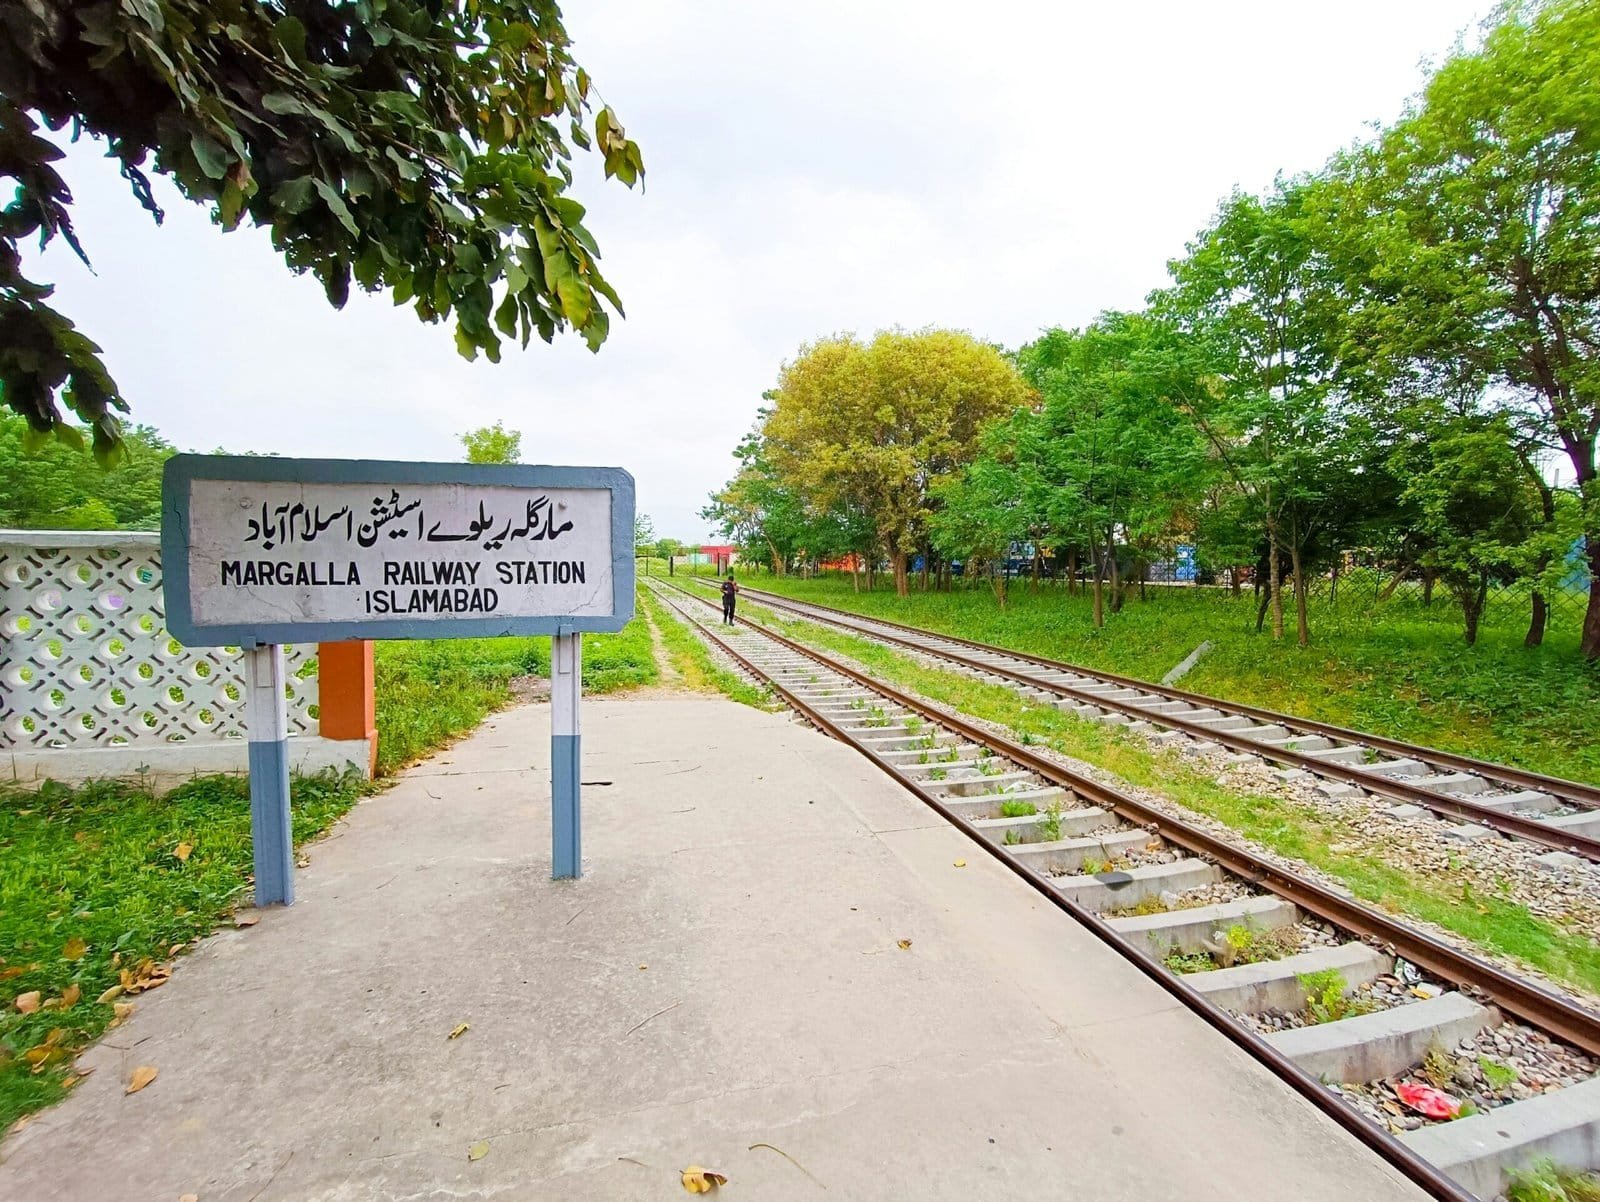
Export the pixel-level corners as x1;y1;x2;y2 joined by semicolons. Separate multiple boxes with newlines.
721;593;1600;997
733;573;1600;786
0;771;368;1133
640;588;771;709
373;596;659;773
1;601;662;1133
1508;1161;1600;1202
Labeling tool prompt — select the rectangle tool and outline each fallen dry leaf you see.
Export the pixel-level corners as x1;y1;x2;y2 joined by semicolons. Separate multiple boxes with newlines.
169;943;184;956
467;1141;490;1162
896;939;912;950
60;983;80;1009
97;984;123;1004
0;965;29;982
173;842;193;862
448;1023;470;1040
680;1165;727;1194
63;936;86;961
233;911;261;928
14;991;40;1014
111;1001;136;1026
180;1195;199;1202
125;1065;158;1094
22;1029;67;1073
952;859;966;868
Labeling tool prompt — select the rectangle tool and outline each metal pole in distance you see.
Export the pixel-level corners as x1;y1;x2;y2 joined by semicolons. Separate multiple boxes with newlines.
551;625;583;879
244;643;295;905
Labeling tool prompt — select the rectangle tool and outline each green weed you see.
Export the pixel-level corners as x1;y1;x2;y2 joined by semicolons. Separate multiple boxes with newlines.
1507;1161;1600;1202
998;799;1038;818
1298;969;1377;1024
0;771;368;1131
1480;1056;1520;1091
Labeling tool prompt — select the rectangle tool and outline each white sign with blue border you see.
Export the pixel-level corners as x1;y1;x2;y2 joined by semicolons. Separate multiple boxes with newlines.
161;455;634;645
160;455;634;902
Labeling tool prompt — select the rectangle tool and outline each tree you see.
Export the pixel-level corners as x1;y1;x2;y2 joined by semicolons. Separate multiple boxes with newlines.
1016;313;1210;626
1323;0;1600;657
1161;180;1350;646
762;329;1030;596
1399;417;1541;644
930;427;1032;607
633;512;655;551
460;421;521;464
0;410;171;528
1;1;644;456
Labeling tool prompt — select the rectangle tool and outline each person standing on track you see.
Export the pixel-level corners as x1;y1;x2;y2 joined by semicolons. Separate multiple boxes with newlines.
720;572;739;625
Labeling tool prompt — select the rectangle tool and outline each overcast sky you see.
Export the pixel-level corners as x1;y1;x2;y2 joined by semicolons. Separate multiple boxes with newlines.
28;0;1490;540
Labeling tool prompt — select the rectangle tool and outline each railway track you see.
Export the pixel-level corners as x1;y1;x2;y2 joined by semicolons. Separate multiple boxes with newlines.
649;578;1600;1202
682;579;1600;863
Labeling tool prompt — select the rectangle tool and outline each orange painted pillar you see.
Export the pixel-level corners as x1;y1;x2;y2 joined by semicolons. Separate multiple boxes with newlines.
318;641;378;775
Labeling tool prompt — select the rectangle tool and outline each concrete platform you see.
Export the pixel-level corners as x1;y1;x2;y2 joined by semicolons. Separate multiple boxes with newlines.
0;694;1428;1202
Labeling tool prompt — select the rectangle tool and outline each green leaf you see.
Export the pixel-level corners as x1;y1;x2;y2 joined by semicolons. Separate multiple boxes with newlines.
271;177;315;214
454;325;478;362
273;15;308;65
495;293;519;337
190;134;228;180
554;275;591;327
219;179;246;229
311;179;359;237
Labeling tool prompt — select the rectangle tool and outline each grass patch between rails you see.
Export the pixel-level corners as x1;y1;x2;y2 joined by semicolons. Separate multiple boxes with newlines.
728;574;1600;787
641;588;771;709
724;594;1600;998
0;770;368;1133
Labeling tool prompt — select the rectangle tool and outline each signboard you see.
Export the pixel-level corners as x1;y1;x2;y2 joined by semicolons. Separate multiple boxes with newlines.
160;454;634;899
161;456;634;646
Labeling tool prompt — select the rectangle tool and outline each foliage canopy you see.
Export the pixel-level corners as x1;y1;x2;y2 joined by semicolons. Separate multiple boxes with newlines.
0;0;643;456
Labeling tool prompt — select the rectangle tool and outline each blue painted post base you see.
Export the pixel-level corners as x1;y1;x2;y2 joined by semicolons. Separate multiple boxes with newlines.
248;737;295;905
552;732;581;879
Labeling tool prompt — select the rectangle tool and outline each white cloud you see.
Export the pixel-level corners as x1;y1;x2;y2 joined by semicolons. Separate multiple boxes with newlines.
23;0;1488;540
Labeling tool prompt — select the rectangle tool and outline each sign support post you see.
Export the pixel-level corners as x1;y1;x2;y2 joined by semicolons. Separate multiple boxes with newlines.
551;625;582;879
244;643;295;905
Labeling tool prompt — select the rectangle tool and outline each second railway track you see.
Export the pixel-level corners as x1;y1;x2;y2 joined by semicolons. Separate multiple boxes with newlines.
680;579;1600;862
650;577;1600;1202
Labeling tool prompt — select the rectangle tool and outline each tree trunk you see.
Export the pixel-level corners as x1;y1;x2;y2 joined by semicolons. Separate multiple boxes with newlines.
892;550;909;597
1066;549;1078;595
1378;563;1412;602
1108;535;1124;615
919;553;930;593
1461;573;1488;646
1231;567;1242;598
1526;590;1548;648
851;554;860;593
993;564;1007;609
1091;545;1105;628
1268;536;1284;640
1329;557;1341;605
1583;538;1600;660
1289;542;1309;648
1423;571;1435;607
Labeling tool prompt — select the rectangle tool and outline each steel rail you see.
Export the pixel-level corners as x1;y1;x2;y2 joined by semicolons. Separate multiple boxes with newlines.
652;584;1480;1202
664;582;1600;1054
697;582;1600;861
725;582;1600;811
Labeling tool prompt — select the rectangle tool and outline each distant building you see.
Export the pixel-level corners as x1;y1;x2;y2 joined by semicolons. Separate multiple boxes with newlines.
690;544;739;572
